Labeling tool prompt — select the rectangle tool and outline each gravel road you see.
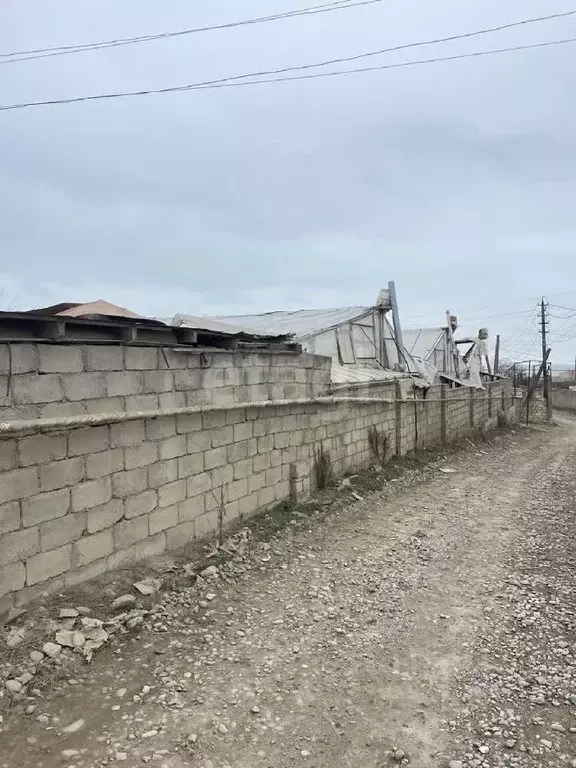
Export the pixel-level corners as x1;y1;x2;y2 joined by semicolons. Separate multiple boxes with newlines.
1;418;575;768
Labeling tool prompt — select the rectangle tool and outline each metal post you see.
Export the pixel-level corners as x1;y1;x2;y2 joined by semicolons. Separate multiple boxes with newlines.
494;334;500;374
388;280;405;371
540;299;549;400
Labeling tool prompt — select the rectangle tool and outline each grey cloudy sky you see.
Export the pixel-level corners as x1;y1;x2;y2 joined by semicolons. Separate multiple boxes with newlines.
1;0;576;363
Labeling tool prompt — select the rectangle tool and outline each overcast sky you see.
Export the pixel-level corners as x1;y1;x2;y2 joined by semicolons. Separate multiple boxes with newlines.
1;0;575;363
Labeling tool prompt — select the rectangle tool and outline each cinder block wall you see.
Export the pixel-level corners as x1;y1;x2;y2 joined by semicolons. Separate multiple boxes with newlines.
550;388;576;412
0;344;331;422
0;378;514;612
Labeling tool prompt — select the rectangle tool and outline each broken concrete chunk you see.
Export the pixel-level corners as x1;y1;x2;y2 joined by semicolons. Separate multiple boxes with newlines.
81;617;103;629
30;650;44;663
7;626;27;648
42;642;62;658
5;679;23;694
133;578;161;595
59;608;79;619
55;630;85;648
200;565;219;578
63;718;85;734
112;594;136;610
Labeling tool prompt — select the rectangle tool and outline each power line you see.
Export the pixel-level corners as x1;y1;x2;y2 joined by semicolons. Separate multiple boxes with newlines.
2;36;576;112
3;6;575;67
0;0;382;63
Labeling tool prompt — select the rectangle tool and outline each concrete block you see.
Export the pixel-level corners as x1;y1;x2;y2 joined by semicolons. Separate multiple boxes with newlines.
72;529;114;567
149;505;179;534
124;442;158;469
145;417;176;440
144;370;174;394
209;426;232;448
39;345;83;373
124;489;157;519
125;346;159;370
248;471;266;493
85;345;124;371
26;544;71;586
112;468;147;498
62;372;106;401
211;464;234;488
0;440;17;472
202;411;226;429
148;459;178;489
37;403;84;425
134;532;166;560
83;396;124;414
225;408;246;425
178;453;204;478
0;344;37;374
40;512;86;551
233;458;253;480
187;430;212;454
110;420;145;448
178;495;205;522
233;421;253;441
64;557;107;588
258;486;276;507
159;435;187;460
274;432;290;449
227;478;247;502
166;521;196;549
270;450;282;467
0;501;20;535
257;435;274;454
72;478;112;512
86;499;124;533
22;488;69;527
159;392;186;409
106;371;143;397
274;480;290;500
174;369;203;391
193;510;219;540
86;449;123;479
40;457;84;492
0;526;39;566
227;440;249;463
0;466;39;504
176;413;203;434
12;374;62;404
186;471;212;499
158;479;186;508
107;546;136;571
18;433;67;467
0;561;26;599
125;394;159;412
265;466;282;486
204;447;227;470
238;493;259;518
253;452;271;472
113;516;149;550
68;426;110;457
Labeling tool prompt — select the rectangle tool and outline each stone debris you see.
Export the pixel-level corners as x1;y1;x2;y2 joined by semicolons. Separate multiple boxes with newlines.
133;578;162;595
62;718;85;734
200;565;219;579
112;594;137;610
59;608;79;619
42;642;61;658
6;626;27;648
55;630;85;648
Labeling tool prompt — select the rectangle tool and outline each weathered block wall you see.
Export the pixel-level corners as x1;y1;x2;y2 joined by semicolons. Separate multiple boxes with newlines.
0;379;514;612
550;388;576;412
0;344;331;422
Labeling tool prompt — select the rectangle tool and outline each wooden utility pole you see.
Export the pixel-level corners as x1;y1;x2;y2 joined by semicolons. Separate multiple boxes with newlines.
540;299;549;399
494;334;500;374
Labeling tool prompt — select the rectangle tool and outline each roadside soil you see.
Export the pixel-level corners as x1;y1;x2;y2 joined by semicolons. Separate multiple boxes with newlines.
1;417;574;768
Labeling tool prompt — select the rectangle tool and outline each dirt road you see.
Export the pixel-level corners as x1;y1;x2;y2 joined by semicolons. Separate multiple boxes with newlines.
1;419;575;768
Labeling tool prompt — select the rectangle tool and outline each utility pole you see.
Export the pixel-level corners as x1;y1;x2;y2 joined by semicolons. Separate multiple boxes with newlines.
540;298;549;399
494;334;500;375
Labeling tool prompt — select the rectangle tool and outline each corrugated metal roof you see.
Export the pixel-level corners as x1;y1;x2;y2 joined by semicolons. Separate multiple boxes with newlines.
403;327;446;360
330;363;411;384
172;314;268;337
209;307;371;339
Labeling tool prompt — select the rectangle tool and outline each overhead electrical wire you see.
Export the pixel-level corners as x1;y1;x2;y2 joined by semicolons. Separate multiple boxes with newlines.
2;36;576;112
2;6;575;66
0;0;384;63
